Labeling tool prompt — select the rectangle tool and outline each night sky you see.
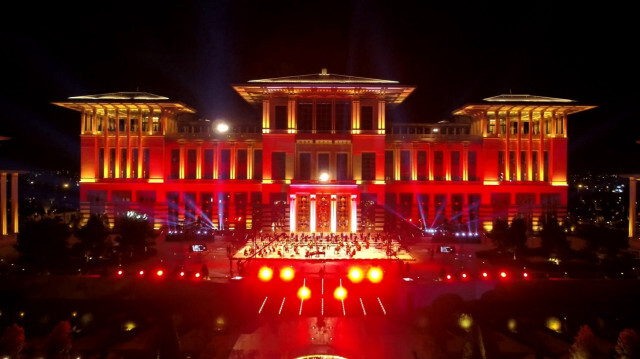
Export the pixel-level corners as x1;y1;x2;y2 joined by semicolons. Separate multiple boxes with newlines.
1;1;638;175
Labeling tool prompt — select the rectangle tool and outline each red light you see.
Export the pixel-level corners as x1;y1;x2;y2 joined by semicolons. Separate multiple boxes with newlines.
523;272;529;278
194;272;201;279
500;271;507;278
348;267;364;283
179;271;185;277
138;270;144;277
156;269;164;277
334;286;347;300
461;273;468;279
297;286;311;300
446;274;452;280
117;270;123;276
258;266;273;282
482;272;488;279
367;267;383;283
280;267;295;281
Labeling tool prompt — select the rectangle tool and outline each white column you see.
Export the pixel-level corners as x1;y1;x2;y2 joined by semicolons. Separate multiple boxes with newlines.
290;194;296;233
11;173;18;233
351;194;358;233
330;195;337;233
630;178;637;238
310;194;316;233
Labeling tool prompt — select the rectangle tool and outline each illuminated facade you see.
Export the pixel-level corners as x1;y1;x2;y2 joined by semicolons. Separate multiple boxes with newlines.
54;70;594;233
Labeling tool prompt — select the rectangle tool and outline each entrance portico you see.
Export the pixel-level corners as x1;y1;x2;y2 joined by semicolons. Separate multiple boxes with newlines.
289;184;359;233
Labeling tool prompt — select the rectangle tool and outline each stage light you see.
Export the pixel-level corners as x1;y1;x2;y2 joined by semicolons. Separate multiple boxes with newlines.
280;267;295;281
138;270;145;277
334;286;347;300
117;269;124;277
194;272;201;279
259;266;273;282
461;272;468;279
367;267;383;283
523;271;529;279
297;286;311;300
348;267;364;283
216;122;229;133
481;271;489;279
446;274;453;281
156;269;164;277
500;271;507;278
179;271;186;278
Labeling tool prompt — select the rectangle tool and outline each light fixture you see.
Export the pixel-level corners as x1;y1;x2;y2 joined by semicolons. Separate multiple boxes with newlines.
319;172;329;182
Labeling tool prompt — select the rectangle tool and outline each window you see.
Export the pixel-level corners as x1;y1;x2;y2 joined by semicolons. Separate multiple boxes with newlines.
219;149;230;179
361;152;376;180
337;153;348;180
487;112;496;134
522;121;530;135
84;112;92;132
299;153;311;180
167;192;180;226
170;149;179;179
106;148;115;178
510;121;518;135
532;152;539;181
318;153;330;176
509;151;516;181
297;103;312;132
434;151;444;181
468;151;477;181
385;150;394;181
152;110;161;133
543;151;549;181
237;149;247;179
130;109;138;132
417;150;427;181
451;151;461;181
400;150;411;181
201;192;213;224
498;151;505;182
361;106;373;131
275;106;287;130
142;149;149;179
186;149;196;179
108;110;116;132
98;148;104;179
272;152;286;180
417;194;429;225
532;113;541;135
335;102;350;132
119;118;126;132
203;149;214;179
131;148;138;179
498;112;507;134
96;111;103;132
254;149;263;180
316;103;331;132
556;114;564;134
141;110;149;132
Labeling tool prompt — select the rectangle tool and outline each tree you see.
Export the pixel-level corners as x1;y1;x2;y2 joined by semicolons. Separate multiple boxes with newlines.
508;217;528;250
115;214;157;258
46;321;72;359
14;217;71;270
74;214;109;261
0;323;25;358
615;328;640;359
489;219;509;250
539;216;568;255
569;325;598;359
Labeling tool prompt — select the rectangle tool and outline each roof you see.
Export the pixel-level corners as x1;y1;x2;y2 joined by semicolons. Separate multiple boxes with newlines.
248;68;398;84
452;94;596;116
234;69;415;105
52;92;196;113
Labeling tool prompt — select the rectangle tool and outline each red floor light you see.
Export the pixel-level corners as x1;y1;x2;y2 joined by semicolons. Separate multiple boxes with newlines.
258;266;273;282
179;271;186;278
348;267;364;283
156;269;164;277
481;272;489;279
280;267;295;281
367;267;383;283
117;269;124;277
334;286;347;300
138;270;145;277
194;272;201;279
523;272;529;279
446;274;453;281
500;271;508;278
298;286;311;300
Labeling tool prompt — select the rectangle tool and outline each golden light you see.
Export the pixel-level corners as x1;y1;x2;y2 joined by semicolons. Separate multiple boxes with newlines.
546;317;562;333
258;266;273;282
458;313;473;331
122;321;137;332
297;286;311;300
280;267;295;281
347;267;364;283
216;122;229;133
333;286;347;300
507;318;517;333
319;172;329;182
367;267;383;283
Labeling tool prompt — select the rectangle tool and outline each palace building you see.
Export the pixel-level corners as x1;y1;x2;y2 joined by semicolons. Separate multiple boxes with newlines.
53;69;595;235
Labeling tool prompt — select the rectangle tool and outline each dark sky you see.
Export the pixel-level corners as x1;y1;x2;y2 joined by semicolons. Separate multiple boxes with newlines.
1;1;638;175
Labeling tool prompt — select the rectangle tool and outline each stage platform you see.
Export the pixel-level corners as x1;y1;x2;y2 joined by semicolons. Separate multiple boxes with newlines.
232;239;415;262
